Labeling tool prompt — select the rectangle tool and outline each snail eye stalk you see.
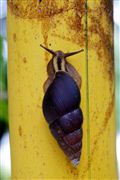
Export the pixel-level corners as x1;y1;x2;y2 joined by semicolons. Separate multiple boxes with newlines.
64;49;84;58
40;44;84;58
40;44;56;55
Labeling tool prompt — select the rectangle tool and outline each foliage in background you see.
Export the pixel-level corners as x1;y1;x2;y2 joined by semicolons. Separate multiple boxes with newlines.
115;24;120;132
0;35;8;139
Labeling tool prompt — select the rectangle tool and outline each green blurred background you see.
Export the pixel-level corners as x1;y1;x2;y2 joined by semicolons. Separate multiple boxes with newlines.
0;0;120;180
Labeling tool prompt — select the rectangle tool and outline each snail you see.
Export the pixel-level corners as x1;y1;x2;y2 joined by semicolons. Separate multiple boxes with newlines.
41;44;83;166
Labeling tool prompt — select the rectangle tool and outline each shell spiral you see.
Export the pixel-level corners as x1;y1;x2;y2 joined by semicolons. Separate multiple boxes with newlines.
42;71;83;166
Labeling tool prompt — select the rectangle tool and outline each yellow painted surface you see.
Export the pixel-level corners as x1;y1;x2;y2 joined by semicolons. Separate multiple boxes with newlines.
7;0;117;179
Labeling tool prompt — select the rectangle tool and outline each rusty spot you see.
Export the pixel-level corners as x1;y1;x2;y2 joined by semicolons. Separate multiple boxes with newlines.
100;0;113;22
24;145;27;149
37;104;41;108
17;89;20;93
36;151;39;156
103;93;114;128
41;19;51;61
23;57;27;63
43;162;45;166
13;33;17;42
8;0;86;51
8;0;113;64
19;113;23;116
8;0;70;19
66;1;85;46
18;126;22;137
39;172;44;177
51;33;72;43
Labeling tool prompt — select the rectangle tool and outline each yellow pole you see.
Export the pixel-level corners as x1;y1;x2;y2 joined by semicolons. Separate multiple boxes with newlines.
7;0;118;179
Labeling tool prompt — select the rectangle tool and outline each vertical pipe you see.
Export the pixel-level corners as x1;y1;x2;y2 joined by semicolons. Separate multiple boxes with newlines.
7;0;117;179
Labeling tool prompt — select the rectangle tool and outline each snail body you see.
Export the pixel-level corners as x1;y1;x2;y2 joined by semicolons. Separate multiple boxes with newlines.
41;45;83;166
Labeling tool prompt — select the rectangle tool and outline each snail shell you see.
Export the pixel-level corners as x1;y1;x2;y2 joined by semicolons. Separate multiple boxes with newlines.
41;45;83;166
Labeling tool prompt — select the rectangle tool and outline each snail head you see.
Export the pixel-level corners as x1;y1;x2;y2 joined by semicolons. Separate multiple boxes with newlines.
40;44;84;72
